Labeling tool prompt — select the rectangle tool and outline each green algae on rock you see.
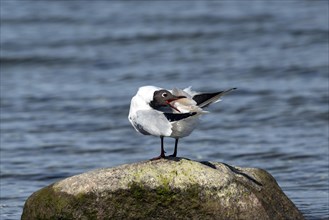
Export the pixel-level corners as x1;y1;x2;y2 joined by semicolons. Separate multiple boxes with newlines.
22;158;304;220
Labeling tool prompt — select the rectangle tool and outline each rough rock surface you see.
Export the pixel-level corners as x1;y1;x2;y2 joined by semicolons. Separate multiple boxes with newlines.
22;158;304;220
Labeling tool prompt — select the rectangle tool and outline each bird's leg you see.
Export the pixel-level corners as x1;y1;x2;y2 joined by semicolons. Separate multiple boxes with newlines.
169;138;179;157
151;136;166;160
160;136;166;156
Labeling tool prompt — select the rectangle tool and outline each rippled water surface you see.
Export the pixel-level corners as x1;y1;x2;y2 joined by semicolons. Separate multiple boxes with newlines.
1;1;328;219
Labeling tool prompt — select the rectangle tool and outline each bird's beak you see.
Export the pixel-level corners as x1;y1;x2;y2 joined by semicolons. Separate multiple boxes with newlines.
166;96;186;112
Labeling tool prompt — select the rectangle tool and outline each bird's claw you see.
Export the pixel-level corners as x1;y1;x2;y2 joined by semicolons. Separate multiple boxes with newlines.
150;154;166;161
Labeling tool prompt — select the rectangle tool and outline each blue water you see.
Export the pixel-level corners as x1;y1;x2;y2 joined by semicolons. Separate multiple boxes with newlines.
1;1;328;219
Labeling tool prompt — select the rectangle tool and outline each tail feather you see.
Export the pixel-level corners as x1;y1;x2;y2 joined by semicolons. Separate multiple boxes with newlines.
193;88;236;108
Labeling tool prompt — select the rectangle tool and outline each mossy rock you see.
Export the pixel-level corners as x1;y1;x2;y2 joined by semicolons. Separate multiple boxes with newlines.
22;158;304;220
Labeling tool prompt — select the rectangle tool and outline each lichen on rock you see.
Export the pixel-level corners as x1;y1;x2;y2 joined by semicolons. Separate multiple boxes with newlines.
22;157;304;220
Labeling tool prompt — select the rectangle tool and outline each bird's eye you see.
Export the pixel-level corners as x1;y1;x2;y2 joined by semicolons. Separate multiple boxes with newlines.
162;93;168;97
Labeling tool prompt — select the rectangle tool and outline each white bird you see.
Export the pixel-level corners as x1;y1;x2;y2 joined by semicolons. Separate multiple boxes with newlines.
128;85;236;160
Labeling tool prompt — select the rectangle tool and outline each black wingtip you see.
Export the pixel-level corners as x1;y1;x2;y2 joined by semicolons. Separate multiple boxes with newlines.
164;112;197;122
224;88;237;93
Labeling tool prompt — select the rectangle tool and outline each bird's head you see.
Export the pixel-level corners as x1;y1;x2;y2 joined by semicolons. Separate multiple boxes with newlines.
150;89;186;112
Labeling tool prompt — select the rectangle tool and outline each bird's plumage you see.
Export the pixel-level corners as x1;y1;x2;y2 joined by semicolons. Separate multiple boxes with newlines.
128;85;236;159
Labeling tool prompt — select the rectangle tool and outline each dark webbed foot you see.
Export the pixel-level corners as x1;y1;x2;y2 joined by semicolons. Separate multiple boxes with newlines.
150;155;166;160
168;153;177;157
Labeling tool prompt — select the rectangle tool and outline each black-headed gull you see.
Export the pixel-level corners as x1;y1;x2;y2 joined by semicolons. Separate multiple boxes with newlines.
128;85;236;160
